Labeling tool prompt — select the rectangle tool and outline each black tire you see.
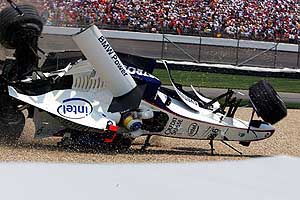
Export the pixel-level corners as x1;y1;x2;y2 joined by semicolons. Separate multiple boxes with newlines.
0;107;25;144
249;80;287;124
0;4;43;49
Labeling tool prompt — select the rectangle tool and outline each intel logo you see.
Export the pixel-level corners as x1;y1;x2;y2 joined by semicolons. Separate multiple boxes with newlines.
188;123;199;136
57;98;93;119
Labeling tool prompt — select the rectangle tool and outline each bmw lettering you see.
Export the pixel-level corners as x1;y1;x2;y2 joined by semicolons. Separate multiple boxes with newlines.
57;98;93;119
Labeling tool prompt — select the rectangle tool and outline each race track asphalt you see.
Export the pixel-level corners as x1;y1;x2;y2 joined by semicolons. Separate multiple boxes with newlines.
38;34;300;69
1;33;299;69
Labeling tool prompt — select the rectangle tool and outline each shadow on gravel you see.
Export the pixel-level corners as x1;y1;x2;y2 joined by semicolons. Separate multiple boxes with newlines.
174;147;264;158
1;142;265;158
13;142;122;155
130;148;265;158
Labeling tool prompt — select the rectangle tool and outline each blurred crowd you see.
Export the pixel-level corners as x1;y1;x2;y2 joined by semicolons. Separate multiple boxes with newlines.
1;0;299;43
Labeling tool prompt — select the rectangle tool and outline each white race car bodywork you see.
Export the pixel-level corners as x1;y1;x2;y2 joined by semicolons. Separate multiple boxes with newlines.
8;25;275;146
142;94;274;141
8;63;274;142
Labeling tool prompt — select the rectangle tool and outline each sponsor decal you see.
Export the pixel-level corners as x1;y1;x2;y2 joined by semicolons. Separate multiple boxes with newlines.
203;126;221;139
57;98;93;119
239;132;246;137
188;123;199;136
264;132;271;138
211;128;221;136
98;36;128;76
165;117;183;135
176;88;200;107
125;66;157;79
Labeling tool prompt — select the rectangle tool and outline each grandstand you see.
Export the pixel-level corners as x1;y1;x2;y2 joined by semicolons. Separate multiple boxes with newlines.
36;0;300;43
0;0;299;43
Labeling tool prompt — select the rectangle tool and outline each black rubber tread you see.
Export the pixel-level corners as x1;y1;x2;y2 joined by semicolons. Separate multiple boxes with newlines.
0;92;25;144
0;4;43;49
0;109;25;144
249;80;287;124
0;5;42;32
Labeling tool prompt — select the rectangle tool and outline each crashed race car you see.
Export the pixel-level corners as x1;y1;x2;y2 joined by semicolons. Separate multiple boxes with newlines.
0;2;287;154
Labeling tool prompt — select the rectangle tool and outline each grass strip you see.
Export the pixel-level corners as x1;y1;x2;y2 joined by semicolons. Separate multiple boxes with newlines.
153;69;300;93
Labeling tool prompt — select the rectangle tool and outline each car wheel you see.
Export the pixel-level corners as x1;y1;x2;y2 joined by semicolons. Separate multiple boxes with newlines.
0;4;43;49
0;106;25;144
249;80;287;124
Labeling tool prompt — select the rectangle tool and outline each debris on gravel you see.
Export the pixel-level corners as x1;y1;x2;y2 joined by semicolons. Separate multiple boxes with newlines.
0;108;298;163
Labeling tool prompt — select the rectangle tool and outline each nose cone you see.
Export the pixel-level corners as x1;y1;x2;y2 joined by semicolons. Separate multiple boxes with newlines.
252;122;275;140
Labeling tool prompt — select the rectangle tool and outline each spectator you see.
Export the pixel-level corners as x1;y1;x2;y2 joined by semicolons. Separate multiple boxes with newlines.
1;0;299;43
